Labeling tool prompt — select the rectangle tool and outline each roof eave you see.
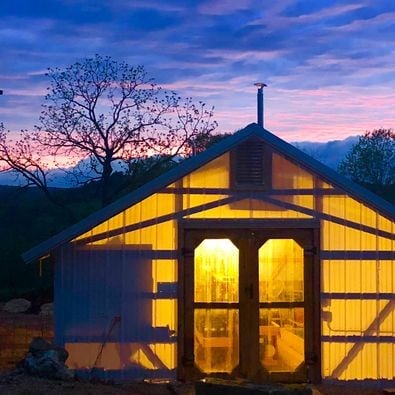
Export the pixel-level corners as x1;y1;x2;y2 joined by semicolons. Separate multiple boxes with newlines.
22;124;260;263
23;123;395;264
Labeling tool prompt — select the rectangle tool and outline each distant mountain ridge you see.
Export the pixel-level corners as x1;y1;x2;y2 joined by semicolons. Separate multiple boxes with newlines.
292;135;358;169
0;136;358;187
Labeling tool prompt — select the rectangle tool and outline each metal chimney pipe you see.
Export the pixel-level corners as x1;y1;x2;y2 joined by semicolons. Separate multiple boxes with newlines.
254;82;267;127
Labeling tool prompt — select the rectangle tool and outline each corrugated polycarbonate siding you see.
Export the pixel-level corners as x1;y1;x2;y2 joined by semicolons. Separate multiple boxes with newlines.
64;150;394;380
271;154;395;380
57;199;178;378
320;195;395;380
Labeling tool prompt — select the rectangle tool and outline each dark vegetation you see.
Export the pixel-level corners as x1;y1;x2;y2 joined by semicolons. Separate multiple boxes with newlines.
0;134;231;301
0;184;92;301
338;128;395;195
0;165;177;301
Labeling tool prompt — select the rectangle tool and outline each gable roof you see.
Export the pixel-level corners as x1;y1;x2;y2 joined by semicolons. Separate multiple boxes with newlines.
23;123;395;263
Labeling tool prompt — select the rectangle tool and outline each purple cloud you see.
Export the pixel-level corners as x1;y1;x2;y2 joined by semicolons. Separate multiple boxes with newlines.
0;0;394;143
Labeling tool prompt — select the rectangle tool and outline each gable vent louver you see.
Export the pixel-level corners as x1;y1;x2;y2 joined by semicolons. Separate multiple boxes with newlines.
233;138;268;188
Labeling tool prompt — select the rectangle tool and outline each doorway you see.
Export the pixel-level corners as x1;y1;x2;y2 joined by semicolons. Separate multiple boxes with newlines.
180;227;320;383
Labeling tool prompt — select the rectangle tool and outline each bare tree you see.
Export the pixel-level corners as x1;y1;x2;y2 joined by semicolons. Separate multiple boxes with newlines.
0;124;50;198
0;123;81;220
6;54;217;206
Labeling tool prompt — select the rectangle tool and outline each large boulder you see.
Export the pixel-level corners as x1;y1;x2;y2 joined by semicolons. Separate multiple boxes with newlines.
22;337;73;380
3;298;31;313
40;303;53;315
29;337;51;357
53;346;69;363
24;349;73;380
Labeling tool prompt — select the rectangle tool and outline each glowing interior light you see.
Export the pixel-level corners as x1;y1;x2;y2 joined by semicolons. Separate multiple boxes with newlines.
259;239;304;303
193;238;240;373
194;239;239;303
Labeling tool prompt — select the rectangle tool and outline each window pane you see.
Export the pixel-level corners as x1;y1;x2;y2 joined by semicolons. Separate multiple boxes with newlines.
259;239;304;302
259;308;304;373
194;309;239;373
194;239;239;303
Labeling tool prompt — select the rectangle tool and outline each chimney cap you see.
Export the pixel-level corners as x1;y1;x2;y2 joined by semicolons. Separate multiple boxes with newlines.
254;82;267;89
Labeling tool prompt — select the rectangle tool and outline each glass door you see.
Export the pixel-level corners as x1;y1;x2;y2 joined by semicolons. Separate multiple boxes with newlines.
258;239;305;375
193;238;239;373
182;228;318;382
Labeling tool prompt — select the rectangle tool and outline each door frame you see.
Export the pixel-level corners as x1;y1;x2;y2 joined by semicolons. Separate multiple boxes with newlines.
177;219;321;383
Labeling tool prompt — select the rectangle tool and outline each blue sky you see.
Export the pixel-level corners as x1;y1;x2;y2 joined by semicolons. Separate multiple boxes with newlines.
1;0;395;142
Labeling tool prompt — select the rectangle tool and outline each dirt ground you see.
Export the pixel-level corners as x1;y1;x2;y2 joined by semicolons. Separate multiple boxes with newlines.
314;382;388;395
0;309;390;395
0;372;391;395
0;373;185;395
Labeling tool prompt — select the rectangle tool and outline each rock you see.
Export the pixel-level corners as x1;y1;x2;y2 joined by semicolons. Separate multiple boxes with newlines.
40;302;53;315
53;346;69;363
3;298;31;313
29;337;51;357
21;337;73;381
24;349;73;380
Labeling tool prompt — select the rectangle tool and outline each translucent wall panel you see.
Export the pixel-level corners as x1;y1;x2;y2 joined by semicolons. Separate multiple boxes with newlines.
322;296;395;342
321;221;393;251
322;299;380;336
321;300;395;379
62;223;177;376
322;195;394;234
272;194;315;211
183;194;229;213
183;153;230;188
322;260;395;295
187;198;312;219
379;261;395;292
272;153;314;189
77;193;176;244
153;259;178;291
321;341;391;380
322;260;379;293
124;221;176;250
378;214;393;234
319;180;334;189
379;303;395;334
64;342;175;371
378;230;394;250
271;159;395;381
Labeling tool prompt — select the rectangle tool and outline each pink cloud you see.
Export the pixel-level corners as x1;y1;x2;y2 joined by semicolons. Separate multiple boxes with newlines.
7;87;46;97
204;49;286;62
263;86;395;141
247;2;365;32
329;11;395;33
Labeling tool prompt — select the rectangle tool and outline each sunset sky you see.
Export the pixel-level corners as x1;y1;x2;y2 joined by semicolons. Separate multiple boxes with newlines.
1;0;395;142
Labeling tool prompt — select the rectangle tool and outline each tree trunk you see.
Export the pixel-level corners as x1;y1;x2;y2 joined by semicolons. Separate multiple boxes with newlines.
101;160;113;207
